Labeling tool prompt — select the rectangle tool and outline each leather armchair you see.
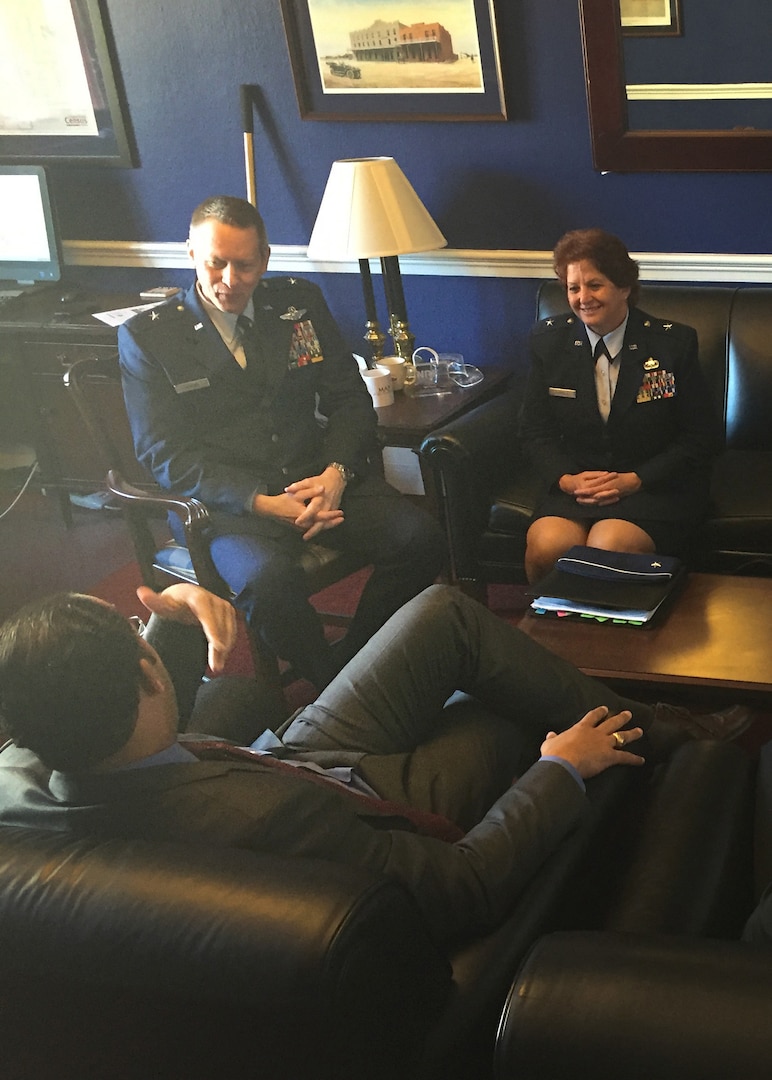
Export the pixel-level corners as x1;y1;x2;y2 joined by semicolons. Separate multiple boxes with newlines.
0;735;752;1080
420;283;772;590
495;930;772;1080
496;737;768;1080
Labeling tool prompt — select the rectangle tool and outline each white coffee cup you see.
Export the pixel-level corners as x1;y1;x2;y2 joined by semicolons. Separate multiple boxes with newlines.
377;355;408;391
360;364;394;407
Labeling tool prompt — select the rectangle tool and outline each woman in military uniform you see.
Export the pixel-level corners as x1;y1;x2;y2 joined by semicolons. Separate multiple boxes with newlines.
520;229;722;583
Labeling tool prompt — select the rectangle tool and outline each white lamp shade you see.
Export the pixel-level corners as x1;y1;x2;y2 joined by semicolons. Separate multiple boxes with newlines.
306;157;447;260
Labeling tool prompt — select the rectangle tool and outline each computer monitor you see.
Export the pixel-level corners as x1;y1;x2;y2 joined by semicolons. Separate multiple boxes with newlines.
0;165;62;287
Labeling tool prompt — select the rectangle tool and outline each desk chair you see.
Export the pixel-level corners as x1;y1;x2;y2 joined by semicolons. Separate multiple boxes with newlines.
63;355;368;703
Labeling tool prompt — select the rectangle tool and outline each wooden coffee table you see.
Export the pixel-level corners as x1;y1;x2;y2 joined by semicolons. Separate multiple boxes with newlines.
514;573;772;704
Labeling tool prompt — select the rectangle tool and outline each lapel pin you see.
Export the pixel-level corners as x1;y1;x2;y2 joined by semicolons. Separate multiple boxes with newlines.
280;305;306;320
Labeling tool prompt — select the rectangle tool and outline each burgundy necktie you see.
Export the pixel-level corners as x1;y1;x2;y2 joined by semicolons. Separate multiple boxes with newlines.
182;739;464;842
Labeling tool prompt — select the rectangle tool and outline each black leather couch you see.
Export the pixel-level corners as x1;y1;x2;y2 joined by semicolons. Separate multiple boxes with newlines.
420;283;772;589
0;735;753;1080
495;739;772;1080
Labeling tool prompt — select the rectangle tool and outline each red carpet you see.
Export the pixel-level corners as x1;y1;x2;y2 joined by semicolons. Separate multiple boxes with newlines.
90;564;771;750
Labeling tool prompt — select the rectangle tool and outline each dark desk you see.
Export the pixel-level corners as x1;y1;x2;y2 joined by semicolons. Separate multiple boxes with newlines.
0;289;155;522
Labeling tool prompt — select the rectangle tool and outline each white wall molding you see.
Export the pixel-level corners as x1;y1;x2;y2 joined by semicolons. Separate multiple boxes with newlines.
628;82;772;101
63;239;772;284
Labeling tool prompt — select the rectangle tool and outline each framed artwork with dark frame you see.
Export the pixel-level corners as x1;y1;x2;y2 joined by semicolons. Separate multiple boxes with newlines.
0;0;136;167
620;0;682;37
279;0;507;121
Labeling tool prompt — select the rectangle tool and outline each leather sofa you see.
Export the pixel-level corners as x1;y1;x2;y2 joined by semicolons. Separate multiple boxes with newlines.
420;283;772;589
495;739;772;1080
0;734;753;1080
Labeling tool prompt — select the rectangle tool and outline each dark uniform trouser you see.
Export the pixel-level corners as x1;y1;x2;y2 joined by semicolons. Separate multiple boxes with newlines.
208;475;446;690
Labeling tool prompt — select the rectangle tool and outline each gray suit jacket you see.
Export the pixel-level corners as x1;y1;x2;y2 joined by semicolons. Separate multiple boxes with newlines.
0;740;586;942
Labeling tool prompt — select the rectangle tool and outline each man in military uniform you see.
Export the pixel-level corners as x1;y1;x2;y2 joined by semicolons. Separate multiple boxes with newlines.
118;195;445;689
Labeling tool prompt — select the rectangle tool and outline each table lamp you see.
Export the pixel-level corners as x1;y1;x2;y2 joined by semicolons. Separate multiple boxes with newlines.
306;157;447;363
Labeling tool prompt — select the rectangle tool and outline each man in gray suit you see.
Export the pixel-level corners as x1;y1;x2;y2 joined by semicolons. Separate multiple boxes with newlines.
0;583;748;941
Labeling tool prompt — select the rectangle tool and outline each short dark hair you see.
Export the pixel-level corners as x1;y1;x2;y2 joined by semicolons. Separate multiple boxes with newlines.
0;594;143;771
189;195;269;257
553;228;640;307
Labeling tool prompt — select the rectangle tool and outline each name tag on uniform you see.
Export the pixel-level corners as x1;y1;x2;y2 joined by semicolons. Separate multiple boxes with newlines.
548;386;576;398
174;378;210;394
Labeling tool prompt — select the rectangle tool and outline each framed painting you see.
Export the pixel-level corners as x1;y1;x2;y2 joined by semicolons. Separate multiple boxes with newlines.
279;0;507;121
620;0;682;37
0;0;135;166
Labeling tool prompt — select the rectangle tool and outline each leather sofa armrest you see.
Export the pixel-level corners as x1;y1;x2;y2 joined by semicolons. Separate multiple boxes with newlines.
419;391;525;582
495;930;772;1080
605;738;755;937
0;827;450;1079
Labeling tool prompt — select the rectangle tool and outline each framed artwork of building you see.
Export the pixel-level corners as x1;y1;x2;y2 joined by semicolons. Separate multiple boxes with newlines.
279;0;507;121
620;0;682;37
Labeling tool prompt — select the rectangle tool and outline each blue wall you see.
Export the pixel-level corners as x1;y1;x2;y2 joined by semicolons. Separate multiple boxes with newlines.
50;0;772;372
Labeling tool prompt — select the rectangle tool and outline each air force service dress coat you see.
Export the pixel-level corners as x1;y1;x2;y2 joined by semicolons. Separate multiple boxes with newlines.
118;278;379;539
519;306;723;526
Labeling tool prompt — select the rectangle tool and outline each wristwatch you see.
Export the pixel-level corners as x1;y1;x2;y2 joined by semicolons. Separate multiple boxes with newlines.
327;461;355;483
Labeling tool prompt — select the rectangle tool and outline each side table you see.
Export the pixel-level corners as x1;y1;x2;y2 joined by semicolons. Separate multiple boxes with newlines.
374;366;511;504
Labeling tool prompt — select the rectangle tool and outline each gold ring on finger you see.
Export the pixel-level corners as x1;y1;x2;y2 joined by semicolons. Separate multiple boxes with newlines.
612;731;625;749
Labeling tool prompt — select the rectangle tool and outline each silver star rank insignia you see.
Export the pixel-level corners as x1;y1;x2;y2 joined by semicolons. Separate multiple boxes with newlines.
546;319;554;326
663;323;673;330
280;305;306;320
150;310;160;320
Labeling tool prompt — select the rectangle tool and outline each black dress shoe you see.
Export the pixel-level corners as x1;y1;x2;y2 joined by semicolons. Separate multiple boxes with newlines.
653;703;755;742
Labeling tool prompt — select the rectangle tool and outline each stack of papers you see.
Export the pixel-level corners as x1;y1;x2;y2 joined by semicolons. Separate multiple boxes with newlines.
530;595;665;626
528;562;686;627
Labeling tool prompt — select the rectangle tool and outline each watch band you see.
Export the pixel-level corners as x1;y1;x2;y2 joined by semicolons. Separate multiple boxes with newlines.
327;461;354;483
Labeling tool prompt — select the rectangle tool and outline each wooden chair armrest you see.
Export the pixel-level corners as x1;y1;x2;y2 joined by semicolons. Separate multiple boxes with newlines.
107;469;230;598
